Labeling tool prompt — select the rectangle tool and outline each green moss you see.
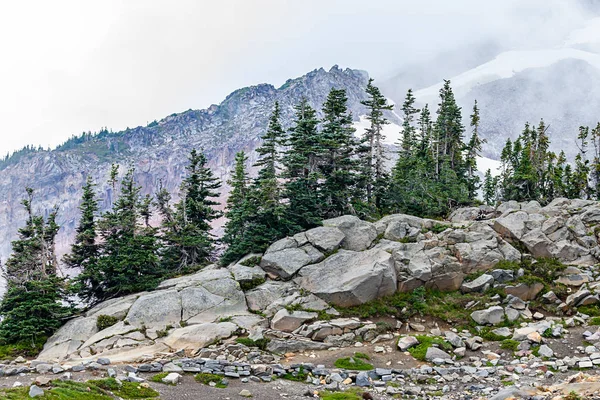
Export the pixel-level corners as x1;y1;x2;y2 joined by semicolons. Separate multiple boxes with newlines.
235;337;270;350
239;256;262;267
150;371;173;385
479;328;507;342
320;392;362;400
353;352;370;360
531;344;541;357
408;336;452;361
500;339;519;352
89;378;159;398
334;357;374;371
430;223;450;234
194;373;227;388
0;379;159;400
0;339;45;359
579;305;600;317
239;277;266;291
281;366;309;381
590;317;600;326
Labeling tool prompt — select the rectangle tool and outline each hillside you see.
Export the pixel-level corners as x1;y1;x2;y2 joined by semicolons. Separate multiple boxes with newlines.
0;66;382;266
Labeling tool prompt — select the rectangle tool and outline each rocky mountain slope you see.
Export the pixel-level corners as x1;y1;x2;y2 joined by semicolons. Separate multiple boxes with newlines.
383;18;600;159
19;199;600;399
0;66;384;268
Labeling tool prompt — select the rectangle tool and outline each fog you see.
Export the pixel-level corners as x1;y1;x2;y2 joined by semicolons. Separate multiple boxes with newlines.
0;0;596;156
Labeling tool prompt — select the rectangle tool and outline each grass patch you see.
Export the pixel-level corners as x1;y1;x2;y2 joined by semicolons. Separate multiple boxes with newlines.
320;391;362;400
150;371;174;385
579;305;600;317
500;339;519;352
239;256;262;267
408;336;452;361
194;373;227;388
90;378;159;398
0;339;45;359
334;357;374;371
353;352;370;360
239;277;266;291
479;328;508;342
0;379;159;400
590;317;600;326
281;366;309;381
531;344;541;357
235;337;270;350
96;315;119;331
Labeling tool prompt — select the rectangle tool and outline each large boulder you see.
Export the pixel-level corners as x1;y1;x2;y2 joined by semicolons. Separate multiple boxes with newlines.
260;241;323;280
322;215;378;251
493;211;529;240
162;322;238;353
471;306;508;325
245;281;297;312
126;290;182;329
460;274;494;293
270;309;318;332
304;226;345;253
295;248;396;307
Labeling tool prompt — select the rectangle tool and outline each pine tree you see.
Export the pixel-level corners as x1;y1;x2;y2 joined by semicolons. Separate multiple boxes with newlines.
319;88;358;218
483;169;496;205
465;101;486;199
0;188;70;348
359;78;394;211
157;149;222;271
282;98;322;231
590;123;600;199
245;103;288;252
66;176;101;304
221;151;254;265
96;169;162;301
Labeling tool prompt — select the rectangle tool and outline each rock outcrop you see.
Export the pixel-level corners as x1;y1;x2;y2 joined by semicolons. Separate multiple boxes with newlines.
39;199;600;363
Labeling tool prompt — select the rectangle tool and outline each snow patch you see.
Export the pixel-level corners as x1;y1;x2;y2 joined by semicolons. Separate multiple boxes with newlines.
415;48;600;104
353;116;403;144
477;156;502;177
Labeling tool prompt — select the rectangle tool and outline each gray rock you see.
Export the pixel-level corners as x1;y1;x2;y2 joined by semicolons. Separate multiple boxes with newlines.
471;306;506;325
397;336;419;351
270;309;318;332
266;339;332;354
295;249;396;307
260;247;319;280
490;269;514;283
126;290;181;329
444;331;465;348
304;226;345;253
460;274;494;293
162;373;181;385
322;215;378;251
538;344;554;358
29;385;44;398
355;371;371;387
425;347;452;361
504;282;544;301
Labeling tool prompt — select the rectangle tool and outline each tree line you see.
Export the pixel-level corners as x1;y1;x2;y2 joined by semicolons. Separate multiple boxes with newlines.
1;79;597;353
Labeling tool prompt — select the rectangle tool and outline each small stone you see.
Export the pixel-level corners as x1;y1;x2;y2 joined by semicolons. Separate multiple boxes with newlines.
97;358;111;366
239;389;252;398
538;345;554;358
29;385;45;398
162;373;181;385
533;312;544;320
409;323;425;332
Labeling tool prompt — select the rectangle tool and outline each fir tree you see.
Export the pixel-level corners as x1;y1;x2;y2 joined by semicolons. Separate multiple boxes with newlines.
95;169;162;301
0;188;70;348
157;149;222;271
359;78;394;211
483;169;497;206
65;176;101;304
221;151;255;265
282;98;322;231
319;88;358;217
465;101;486;199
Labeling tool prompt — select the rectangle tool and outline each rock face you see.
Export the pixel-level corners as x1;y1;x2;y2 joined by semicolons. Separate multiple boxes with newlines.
295;249;397;307
38;199;600;363
0;65;377;290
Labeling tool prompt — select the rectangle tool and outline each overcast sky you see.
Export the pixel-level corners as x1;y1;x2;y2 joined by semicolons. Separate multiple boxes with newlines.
0;0;595;156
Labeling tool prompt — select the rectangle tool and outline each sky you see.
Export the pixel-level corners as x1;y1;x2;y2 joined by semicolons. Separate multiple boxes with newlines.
0;0;596;156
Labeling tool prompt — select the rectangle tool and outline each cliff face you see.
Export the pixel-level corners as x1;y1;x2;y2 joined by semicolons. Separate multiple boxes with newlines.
0;66;376;269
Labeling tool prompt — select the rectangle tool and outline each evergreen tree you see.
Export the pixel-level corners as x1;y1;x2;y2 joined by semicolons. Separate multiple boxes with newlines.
0;188;70;348
590;123;600;199
483;169;497;205
221;151;255;265
282;98;322;231
465;101;486;198
359;78;394;211
95;169;162;301
319;88;358;217
66;176;101;304
157;149;222;271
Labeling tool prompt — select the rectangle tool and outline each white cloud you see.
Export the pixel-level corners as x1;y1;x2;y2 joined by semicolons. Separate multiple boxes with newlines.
0;0;594;155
